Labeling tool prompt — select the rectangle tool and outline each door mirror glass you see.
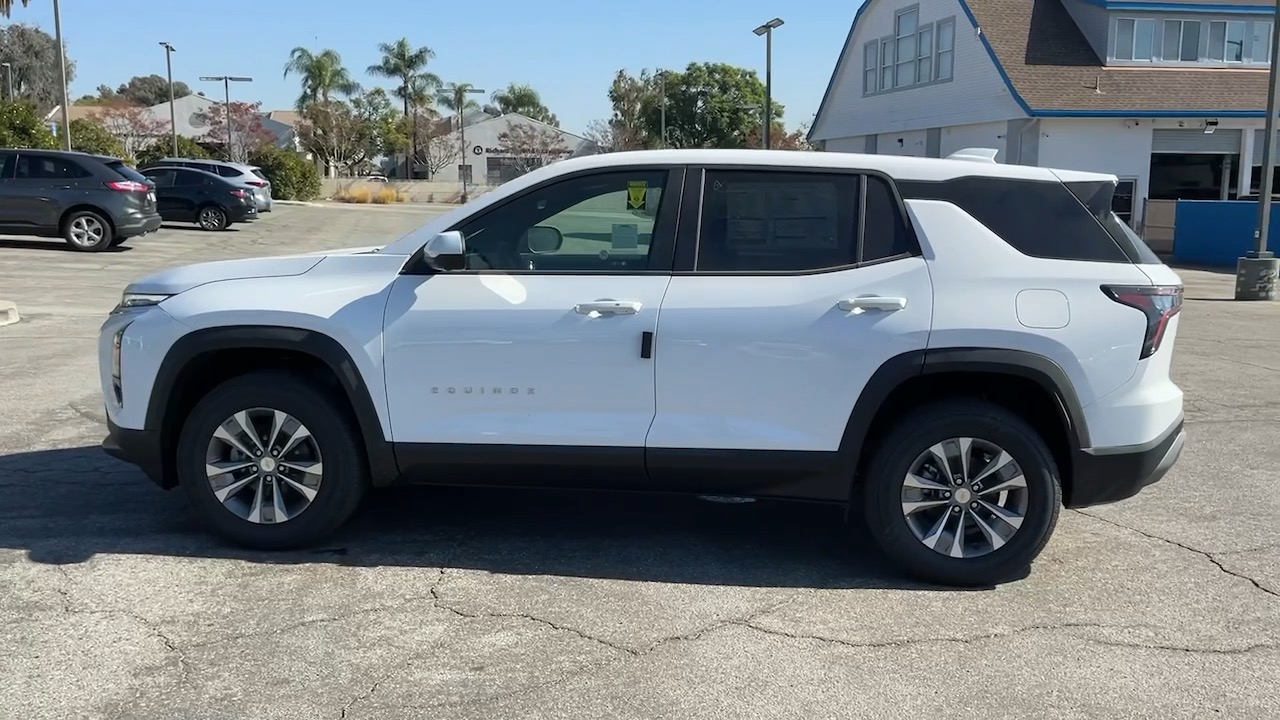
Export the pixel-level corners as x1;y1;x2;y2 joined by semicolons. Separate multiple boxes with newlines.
423;230;466;271
525;225;563;254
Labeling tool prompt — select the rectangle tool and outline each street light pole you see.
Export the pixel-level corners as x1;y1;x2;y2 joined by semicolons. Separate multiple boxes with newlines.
753;17;784;150
160;42;178;156
1237;0;1280;301
199;75;253;161
449;83;484;202
659;69;667;148
52;0;71;150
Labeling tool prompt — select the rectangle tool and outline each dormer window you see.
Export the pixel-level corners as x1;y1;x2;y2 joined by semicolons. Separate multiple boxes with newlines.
1110;16;1273;66
1115;18;1156;60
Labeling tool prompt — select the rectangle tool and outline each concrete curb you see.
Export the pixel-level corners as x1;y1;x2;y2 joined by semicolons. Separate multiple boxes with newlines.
0;300;19;327
273;200;321;207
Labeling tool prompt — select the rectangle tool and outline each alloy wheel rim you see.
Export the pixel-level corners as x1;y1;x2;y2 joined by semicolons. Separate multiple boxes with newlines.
900;437;1029;559
69;216;104;246
205;408;323;524
200;209;223;229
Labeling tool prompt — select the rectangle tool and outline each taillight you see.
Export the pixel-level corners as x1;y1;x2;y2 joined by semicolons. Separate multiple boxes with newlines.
106;180;150;192
1102;284;1183;359
246;180;267;187
230;188;247;198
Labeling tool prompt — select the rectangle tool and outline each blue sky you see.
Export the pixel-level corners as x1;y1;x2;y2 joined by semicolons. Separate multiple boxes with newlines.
8;0;857;135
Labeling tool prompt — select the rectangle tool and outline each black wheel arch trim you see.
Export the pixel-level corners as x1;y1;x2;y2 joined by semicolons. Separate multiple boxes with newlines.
146;325;399;486
837;346;1090;489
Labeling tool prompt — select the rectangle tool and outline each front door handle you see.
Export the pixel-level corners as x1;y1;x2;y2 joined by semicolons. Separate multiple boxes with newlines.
574;300;642;316
838;296;907;312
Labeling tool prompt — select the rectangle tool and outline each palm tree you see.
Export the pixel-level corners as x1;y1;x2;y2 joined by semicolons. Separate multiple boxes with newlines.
437;82;483;115
283;47;360;111
367;38;441;178
490;82;558;126
0;0;30;18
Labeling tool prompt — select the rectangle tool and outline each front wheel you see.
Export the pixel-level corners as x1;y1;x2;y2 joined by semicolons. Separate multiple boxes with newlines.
861;399;1062;587
175;372;368;549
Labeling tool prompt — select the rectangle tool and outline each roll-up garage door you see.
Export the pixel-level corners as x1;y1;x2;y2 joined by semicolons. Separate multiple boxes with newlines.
1253;130;1280;164
1152;128;1242;154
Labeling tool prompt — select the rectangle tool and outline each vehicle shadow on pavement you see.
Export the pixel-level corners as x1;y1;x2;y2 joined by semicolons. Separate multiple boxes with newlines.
0;445;1005;591
160;224;241;232
0;238;134;252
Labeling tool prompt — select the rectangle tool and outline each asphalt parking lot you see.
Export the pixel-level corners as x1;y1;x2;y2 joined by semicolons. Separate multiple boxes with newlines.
1;205;1277;719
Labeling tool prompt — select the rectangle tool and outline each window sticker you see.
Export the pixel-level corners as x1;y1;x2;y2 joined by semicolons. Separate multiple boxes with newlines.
627;180;648;210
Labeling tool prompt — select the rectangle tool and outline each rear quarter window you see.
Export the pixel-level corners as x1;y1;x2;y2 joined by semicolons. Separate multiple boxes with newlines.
896;176;1132;263
107;162;150;183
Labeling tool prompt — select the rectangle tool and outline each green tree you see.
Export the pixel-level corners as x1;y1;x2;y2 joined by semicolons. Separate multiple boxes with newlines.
107;74;192;107
0;24;76;114
283;47;360;110
490;82;558;127
637;62;782;149
0;100;55;148
351;87;405;160
136;135;211;166
437;82;482;113
58;117;126;158
605;68;659;150
367;38;440;178
0;0;31;17
249;146;321;201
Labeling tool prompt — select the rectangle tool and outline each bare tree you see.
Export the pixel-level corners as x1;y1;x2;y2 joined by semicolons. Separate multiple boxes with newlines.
91;101;166;160
413;115;460;178
582;119;622;153
496;121;570;176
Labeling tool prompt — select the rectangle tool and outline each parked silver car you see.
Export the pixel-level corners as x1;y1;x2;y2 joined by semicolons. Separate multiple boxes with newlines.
139;157;273;213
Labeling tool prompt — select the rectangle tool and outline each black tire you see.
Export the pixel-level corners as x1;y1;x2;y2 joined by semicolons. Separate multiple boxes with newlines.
197;205;229;231
175;371;368;550
861;399;1062;587
61;210;113;251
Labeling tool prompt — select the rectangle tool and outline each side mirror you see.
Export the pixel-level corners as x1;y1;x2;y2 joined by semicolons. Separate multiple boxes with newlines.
525;225;563;254
422;230;466;271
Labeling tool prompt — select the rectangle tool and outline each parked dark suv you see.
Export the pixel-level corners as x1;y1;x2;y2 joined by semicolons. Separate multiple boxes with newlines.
0;149;162;251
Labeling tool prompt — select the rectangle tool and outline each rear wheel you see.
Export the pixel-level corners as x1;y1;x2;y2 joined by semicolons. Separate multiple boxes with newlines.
861;399;1061;587
62;210;113;251
175;372;368;549
197;205;228;231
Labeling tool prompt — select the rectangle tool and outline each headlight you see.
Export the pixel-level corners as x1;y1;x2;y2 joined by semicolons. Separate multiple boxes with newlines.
112;292;170;314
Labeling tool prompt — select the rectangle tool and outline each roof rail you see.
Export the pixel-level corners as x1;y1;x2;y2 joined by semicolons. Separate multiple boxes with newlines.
946;147;1000;164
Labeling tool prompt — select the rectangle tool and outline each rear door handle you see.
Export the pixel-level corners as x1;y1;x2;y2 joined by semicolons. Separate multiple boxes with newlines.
574;300;642;316
838;296;907;312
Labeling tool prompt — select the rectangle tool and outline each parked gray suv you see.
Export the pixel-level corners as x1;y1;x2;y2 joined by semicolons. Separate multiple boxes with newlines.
0;149;162;251
139;157;273;213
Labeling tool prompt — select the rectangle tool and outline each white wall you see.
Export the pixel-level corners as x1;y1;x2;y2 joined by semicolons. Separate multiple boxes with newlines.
823;136;867;153
876;129;929;156
810;0;1025;142
940;121;1007;158
1038;118;1154;223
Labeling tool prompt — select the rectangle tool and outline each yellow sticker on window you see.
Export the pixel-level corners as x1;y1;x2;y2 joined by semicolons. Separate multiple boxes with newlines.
627;180;648;210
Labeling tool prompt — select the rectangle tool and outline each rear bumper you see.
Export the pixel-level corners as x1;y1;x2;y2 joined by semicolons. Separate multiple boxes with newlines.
117;213;163;238
102;415;170;488
1067;417;1186;508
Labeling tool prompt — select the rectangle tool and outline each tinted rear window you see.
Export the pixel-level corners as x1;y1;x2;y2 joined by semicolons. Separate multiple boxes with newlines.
250;168;268;181
897;176;1136;263
107;161;149;183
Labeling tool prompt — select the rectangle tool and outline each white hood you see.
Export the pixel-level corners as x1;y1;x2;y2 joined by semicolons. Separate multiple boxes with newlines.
124;254;325;296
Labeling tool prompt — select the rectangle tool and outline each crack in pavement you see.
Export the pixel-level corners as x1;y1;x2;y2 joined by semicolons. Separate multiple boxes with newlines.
1075;510;1279;600
185;593;441;651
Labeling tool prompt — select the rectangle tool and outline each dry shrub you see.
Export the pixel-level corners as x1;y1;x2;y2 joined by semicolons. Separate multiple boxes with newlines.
372;186;398;204
335;186;373;203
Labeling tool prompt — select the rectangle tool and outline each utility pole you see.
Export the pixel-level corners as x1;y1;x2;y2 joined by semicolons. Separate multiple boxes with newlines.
160;42;178;156
53;0;70;150
753;17;784;150
448;83;484;202
1;63;11;101
1237;0;1280;301
200;75;253;161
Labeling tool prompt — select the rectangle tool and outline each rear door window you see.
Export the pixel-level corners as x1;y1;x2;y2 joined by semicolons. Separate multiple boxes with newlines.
215;165;243;178
15;155;90;180
0;153;15;179
173;169;205;187
107;161;150;184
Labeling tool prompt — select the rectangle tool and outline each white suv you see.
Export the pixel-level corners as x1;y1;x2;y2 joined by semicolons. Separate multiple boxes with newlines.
98;148;1186;586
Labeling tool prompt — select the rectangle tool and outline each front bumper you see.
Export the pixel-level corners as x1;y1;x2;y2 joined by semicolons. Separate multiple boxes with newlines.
103;415;170;488
1067;417;1186;508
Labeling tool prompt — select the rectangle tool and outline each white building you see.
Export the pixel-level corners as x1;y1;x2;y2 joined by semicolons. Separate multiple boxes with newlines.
48;94;299;152
808;0;1277;229
386;110;598;184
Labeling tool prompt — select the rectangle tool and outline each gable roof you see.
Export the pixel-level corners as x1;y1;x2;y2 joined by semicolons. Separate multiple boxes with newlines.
810;0;1273;141
969;0;1271;116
